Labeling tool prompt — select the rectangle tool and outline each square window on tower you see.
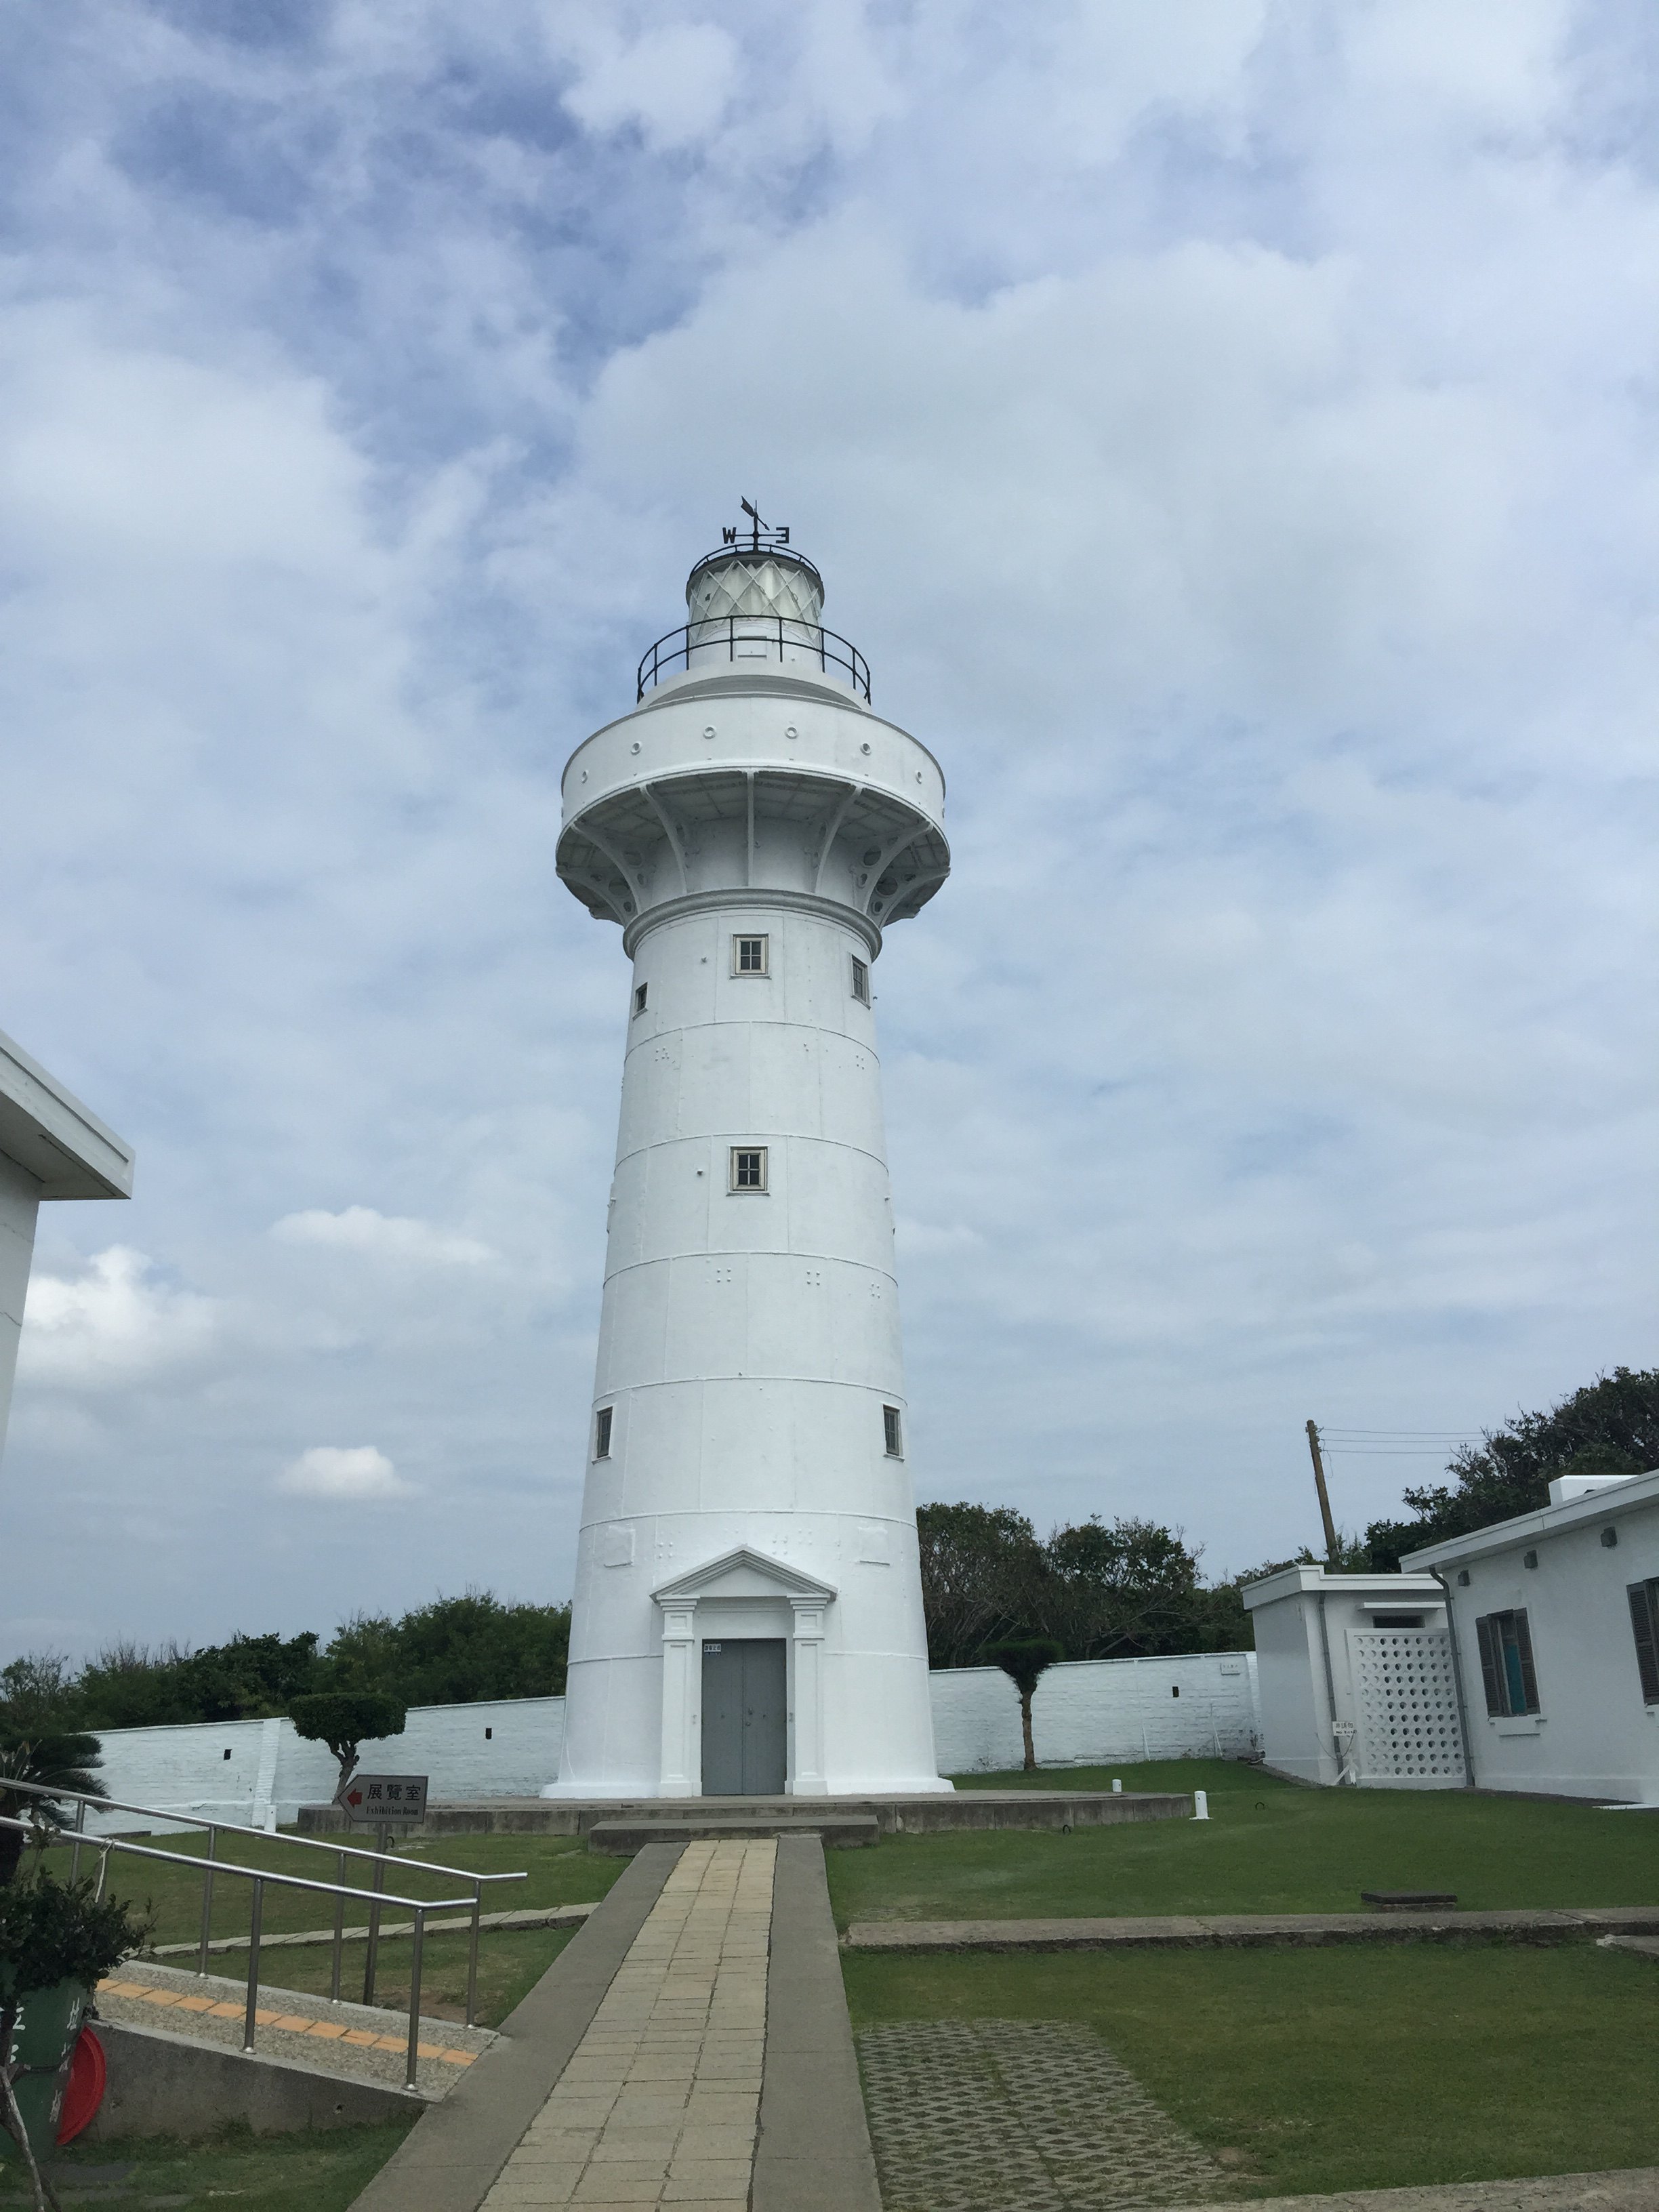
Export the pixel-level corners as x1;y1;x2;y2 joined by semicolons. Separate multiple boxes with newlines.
851;956;870;1004
594;1406;613;1459
730;1147;769;1193
733;934;769;975
883;1405;903;1457
633;983;648;1015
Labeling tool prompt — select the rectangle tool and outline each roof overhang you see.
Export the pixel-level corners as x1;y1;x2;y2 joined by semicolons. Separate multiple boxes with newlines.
0;1027;134;1200
1401;1469;1659;1572
1241;1565;1448;1610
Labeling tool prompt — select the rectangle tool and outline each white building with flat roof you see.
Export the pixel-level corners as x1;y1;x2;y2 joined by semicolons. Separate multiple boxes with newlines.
0;1025;134;1466
1243;1566;1464;1788
1403;1470;1659;1805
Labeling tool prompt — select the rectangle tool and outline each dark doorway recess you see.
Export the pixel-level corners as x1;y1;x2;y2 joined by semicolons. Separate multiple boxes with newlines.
701;1637;787;1794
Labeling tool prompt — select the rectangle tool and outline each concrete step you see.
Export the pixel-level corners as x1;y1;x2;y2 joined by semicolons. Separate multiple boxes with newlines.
586;1814;880;1854
301;1788;1191;1840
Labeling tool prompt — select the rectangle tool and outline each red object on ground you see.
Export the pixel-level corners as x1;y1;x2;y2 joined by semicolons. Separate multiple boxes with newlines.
56;2026;106;2145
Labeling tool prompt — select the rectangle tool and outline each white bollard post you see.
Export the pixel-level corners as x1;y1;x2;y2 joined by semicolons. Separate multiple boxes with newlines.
1111;1777;1122;1793
1192;1790;1210;1821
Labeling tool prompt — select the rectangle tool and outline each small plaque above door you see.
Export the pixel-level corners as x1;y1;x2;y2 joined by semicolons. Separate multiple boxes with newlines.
703;1641;722;1653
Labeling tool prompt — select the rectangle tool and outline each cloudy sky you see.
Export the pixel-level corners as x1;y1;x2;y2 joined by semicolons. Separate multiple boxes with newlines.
2;1;1655;1665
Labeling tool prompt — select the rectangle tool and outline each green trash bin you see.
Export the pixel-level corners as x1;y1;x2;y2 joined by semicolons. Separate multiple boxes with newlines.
0;1973;90;2166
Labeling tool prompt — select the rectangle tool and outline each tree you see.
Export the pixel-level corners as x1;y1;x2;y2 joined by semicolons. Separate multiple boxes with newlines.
73;1633;321;1730
319;1594;571;1704
916;1504;1042;1668
982;1639;1065;1771
1364;1367;1659;1566
289;1692;406;1797
0;1662;104;1887
1039;1516;1213;1659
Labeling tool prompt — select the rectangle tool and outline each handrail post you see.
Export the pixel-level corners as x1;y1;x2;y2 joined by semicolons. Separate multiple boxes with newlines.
197;1824;218;1975
405;1907;426;2090
68;1797;87;1885
243;1879;264;2052
362;1825;390;2007
466;1877;483;2028
329;1849;347;2004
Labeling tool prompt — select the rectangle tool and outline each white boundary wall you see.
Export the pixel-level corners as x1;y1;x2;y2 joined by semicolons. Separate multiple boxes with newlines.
77;1654;1259;1831
82;1698;569;1834
930;1653;1259;1774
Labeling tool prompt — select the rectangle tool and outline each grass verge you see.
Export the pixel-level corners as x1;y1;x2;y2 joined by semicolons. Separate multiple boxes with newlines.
0;2118;415;2211
844;1941;1659;2198
827;1759;1659;1927
188;1921;577;2027
37;1828;616;1952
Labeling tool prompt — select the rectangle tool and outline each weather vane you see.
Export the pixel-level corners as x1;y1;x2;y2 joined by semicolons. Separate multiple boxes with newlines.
722;497;791;554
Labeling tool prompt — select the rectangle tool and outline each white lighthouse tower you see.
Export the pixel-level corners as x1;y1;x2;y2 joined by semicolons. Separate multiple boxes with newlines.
548;508;951;1799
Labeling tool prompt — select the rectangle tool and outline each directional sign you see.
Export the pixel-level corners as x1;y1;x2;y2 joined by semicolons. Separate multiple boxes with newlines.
336;1772;429;1824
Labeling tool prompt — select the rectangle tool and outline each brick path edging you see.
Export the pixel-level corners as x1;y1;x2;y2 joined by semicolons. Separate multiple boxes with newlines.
1200;2168;1659;2211
845;1905;1659;1953
754;1834;881;2212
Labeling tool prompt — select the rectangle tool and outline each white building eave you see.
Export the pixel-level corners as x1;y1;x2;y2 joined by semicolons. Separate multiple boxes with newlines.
1400;1469;1659;1571
0;1025;134;1200
1240;1564;1445;1610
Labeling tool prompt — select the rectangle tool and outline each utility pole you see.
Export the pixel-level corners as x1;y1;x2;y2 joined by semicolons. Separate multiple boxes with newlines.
1306;1419;1341;1570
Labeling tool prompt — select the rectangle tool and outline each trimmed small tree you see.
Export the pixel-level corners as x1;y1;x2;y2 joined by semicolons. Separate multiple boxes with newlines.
289;1691;406;1799
982;1637;1065;1772
0;1731;105;1889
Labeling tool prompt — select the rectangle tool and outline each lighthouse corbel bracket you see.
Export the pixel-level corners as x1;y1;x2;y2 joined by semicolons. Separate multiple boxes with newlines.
556;765;949;936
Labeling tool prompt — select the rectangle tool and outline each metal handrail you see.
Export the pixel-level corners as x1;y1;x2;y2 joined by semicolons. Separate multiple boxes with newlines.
3;1776;525;2041
637;614;871;702
0;1815;484;2089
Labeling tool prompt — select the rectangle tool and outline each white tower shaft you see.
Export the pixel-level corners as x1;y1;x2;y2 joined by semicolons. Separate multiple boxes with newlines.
550;531;951;1797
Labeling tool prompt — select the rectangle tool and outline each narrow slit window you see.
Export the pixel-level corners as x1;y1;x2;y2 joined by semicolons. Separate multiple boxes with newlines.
594;1406;613;1460
730;1146;768;1192
851;956;870;1005
733;934;769;975
1474;1607;1540;1717
882;1405;903;1457
1630;1578;1659;1704
634;982;648;1015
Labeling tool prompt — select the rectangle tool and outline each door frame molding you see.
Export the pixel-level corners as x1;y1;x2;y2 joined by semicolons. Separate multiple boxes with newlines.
652;1548;838;1798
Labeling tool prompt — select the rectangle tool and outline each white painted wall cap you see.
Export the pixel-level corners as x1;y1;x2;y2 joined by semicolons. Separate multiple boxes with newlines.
0;1025;134;1200
1240;1565;1447;1608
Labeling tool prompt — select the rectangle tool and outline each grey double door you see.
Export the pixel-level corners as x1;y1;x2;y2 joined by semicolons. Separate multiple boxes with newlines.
701;1638;787;1795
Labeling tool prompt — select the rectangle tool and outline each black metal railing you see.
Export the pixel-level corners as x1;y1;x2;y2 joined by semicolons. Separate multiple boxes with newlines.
637;616;871;703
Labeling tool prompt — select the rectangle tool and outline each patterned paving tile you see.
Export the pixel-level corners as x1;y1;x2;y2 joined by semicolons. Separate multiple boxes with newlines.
857;2018;1226;2211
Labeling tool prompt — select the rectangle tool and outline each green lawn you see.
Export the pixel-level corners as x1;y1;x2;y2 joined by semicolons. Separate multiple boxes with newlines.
39;1828;617;1952
827;1759;1659;1927
0;2121;414;2211
193;1921;577;2028
845;1942;1659;2198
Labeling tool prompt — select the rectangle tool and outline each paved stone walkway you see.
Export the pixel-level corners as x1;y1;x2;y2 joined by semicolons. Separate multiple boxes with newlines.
478;1837;772;2211
857;2018;1226;2210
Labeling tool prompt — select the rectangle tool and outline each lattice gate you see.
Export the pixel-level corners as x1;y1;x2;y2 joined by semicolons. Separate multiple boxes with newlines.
1347;1629;1466;1786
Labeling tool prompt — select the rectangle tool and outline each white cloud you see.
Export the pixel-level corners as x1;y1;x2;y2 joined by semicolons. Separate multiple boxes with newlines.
18;1248;218;1391
557;21;739;150
270;1208;495;1267
276;1446;411;1500
5;0;1659;1656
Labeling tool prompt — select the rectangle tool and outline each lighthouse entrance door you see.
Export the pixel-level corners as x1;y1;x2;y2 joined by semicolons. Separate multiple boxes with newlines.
701;1639;787;1795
